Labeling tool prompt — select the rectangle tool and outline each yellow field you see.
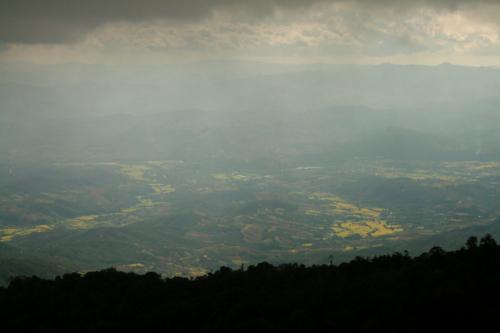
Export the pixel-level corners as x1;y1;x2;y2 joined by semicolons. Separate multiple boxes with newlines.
146;160;183;167
309;192;385;218
305;209;321;216
137;197;156;207
213;172;267;182
120;207;139;214
120;263;145;269
442;161;500;171
241;224;263;242
375;169;457;182
332;220;402;238
119;165;150;181
308;192;402;238
55;162;120;167
186;267;209;277
231;257;247;266
151;183;176;194
66;215;99;229
0;224;53;242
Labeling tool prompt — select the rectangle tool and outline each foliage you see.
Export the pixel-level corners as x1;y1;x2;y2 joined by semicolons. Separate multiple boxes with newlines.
1;235;500;332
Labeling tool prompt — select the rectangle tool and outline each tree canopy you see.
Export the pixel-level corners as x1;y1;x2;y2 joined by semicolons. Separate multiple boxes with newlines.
1;234;500;332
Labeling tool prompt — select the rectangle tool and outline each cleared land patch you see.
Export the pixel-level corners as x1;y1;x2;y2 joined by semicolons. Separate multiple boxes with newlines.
308;192;402;238
0;224;53;242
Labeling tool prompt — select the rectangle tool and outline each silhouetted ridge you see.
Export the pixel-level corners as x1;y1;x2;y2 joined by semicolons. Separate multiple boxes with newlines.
2;235;500;332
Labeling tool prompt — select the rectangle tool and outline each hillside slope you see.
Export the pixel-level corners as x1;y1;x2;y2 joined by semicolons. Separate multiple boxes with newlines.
1;235;500;332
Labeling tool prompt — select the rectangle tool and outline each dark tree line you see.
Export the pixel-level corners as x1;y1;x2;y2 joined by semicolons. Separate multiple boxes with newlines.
2;235;500;332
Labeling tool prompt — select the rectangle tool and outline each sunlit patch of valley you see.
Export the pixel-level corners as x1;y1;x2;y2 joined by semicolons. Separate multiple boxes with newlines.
1;159;499;276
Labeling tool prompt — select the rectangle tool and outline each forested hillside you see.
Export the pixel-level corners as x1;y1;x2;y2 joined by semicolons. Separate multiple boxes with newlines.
2;235;500;332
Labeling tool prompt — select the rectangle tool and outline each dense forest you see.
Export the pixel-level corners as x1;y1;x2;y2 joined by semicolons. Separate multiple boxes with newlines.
1;235;500;332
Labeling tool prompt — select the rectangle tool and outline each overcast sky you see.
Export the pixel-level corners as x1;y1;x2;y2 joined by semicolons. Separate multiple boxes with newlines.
1;0;500;65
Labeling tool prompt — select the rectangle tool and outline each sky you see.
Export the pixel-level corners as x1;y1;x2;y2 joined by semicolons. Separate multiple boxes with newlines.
1;0;500;66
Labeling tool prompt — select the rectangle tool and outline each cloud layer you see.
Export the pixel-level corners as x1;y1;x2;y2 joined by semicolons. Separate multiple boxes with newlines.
1;0;500;65
1;0;500;43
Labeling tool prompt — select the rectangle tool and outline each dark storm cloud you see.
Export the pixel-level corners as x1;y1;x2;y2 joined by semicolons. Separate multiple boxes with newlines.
0;0;498;44
0;0;214;43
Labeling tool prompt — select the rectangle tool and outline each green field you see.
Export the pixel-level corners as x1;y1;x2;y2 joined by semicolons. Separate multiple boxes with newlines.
1;159;499;277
